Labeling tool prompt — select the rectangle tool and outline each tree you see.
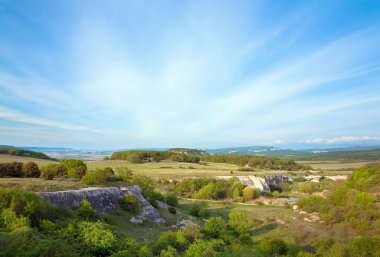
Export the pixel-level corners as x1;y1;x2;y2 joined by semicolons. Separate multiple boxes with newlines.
204;217;226;238
242;187;260;201
22;162;40;177
78;221;116;255
77;199;95;219
229;210;249;235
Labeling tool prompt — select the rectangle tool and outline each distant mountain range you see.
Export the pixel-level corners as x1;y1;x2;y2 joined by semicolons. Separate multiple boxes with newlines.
2;145;380;161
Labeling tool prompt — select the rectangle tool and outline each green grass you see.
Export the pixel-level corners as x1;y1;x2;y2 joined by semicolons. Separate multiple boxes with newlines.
0;154;57;165
178;198;353;246
107;208;191;242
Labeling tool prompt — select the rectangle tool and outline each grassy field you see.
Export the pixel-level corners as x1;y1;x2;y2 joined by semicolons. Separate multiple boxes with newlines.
1;154;376;179
178;198;354;246
0;154;57;165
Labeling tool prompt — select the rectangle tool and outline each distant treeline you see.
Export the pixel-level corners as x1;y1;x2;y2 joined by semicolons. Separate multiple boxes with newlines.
200;154;310;171
109;150;201;163
0;146;55;160
110;149;310;170
294;148;380;161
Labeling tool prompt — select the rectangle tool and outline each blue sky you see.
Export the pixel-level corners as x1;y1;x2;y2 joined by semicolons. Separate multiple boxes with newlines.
1;0;380;149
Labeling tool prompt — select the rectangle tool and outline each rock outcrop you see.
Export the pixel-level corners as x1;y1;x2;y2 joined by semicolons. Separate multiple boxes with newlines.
39;187;124;214
215;175;290;192
39;186;165;224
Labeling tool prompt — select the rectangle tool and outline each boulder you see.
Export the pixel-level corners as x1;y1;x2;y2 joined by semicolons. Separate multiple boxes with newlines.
130;216;144;225
39;187;124;214
156;200;169;209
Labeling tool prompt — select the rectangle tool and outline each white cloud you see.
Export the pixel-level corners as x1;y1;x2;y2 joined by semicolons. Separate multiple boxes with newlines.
303;136;380;144
0;106;101;133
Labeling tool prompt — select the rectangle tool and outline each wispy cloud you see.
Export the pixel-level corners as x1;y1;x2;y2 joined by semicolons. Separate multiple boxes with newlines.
0;106;101;133
0;1;380;148
303;136;380;145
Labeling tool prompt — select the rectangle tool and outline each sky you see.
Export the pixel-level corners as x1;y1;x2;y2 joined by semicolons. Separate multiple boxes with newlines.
1;0;380;149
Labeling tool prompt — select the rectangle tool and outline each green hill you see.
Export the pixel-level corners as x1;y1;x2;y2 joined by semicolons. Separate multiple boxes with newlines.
0;146;55;160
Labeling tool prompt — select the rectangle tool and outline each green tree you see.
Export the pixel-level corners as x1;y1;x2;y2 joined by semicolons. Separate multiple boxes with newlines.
204;217;226;238
229;210;249;235
77;199;95;219
22;161;40;178
78;221;116;255
242;187;260;201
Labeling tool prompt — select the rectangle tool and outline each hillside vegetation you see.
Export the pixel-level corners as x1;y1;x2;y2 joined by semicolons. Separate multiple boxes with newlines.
110;150;201;163
0;146;55;161
297;164;380;234
110;149;310;171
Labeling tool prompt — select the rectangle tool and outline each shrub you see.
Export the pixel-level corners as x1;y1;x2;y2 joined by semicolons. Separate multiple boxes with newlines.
0;162;23;177
118;195;139;213
193;183;214;199
189;202;208;218
239;233;253;246
77;199;95;219
182;223;203;243
54;164;68;177
60;159;87;178
259;238;288;256
0;188;63;227
131;175;164;206
185;239;222;257
229;210;249;235
204;217;226;238
82;168;115;185
166;192;178;207
22;162;40;177
242;187;260;201
160;246;177;257
40;167;55;180
73;166;87;179
1;208;30;231
128;153;143;163
78;221;116;255
299;182;314;194
168;206;177;214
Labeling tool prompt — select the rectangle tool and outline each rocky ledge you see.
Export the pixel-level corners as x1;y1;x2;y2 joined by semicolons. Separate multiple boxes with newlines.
39;185;165;224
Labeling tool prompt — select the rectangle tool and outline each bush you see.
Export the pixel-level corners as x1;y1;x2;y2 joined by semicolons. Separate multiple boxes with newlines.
299;182;314;194
166;192;178;207
60;159;87;178
118;195;139;213
189;202;208;218
54;164;68;177
40;167;55;180
204;217;226;238
0;162;23;177
229;210;249;235
168;206;177;214
82;168;115;185
182;223;203;243
78;221;116;255
242;187;260;202
259;238;288;256
185;239;223;257
128;153;143;163
0;188;63;227
239;233;253;246
22;162;40;177
160;246;177;257
73;166;87;179
77;199;95;219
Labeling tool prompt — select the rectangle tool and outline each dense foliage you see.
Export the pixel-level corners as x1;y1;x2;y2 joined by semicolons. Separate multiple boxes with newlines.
110;150;200;163
200;154;310;170
0;146;55;160
297;165;380;234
